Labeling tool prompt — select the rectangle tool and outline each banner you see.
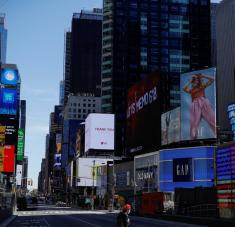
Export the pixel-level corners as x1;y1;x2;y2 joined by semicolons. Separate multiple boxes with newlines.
17;128;24;161
180;68;216;140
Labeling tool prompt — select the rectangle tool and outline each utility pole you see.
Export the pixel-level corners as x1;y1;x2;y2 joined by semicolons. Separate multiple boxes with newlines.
91;159;95;210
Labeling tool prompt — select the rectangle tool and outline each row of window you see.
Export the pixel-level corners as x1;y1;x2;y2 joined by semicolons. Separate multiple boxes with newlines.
70;101;96;107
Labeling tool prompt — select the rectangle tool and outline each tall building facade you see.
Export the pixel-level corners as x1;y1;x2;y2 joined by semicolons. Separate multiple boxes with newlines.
0;14;7;64
63;31;71;106
59;81;64;105
70;9;102;97
101;0;211;155
211;3;218;67
216;0;235;131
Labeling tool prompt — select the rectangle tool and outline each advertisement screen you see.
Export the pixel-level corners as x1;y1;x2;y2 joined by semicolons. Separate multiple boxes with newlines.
85;113;114;152
56;133;62;153
3;145;15;172
54;154;61;167
180;68;216;141
0;126;6;146
173;158;192;182
1;69;18;86
161;107;180;145
0;88;17;115
16;165;23;186
17;128;24;161
126;73;161;154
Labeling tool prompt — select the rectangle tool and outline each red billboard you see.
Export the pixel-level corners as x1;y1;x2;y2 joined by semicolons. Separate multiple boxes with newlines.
126;73;161;155
0;145;15;172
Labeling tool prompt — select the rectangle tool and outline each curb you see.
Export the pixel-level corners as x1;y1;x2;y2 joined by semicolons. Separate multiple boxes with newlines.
1;215;17;227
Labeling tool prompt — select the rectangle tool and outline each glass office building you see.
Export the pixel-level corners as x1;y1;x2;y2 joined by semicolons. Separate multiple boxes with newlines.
101;0;211;155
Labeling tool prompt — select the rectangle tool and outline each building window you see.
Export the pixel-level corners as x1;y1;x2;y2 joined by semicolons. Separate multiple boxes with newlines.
93;104;95;107
83;109;86;113
83;103;86;107
88;104;91;107
83;115;86;119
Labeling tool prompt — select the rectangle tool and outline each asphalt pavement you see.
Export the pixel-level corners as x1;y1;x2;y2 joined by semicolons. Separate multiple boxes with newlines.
6;205;205;227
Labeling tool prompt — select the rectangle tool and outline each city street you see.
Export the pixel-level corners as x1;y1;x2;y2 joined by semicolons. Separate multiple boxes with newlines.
7;205;205;227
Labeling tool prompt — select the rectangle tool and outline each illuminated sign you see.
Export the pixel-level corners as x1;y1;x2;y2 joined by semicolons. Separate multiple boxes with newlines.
0;145;15;173
85;113;114;152
173;158;192;182
1;69;18;86
216;145;235;208
17;128;24;161
0;88;17;115
228;104;235;140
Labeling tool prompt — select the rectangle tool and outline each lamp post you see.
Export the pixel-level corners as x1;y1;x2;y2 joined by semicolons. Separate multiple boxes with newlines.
91;159;95;211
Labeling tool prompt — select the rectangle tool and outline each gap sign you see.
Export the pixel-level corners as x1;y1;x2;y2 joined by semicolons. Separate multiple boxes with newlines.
17;128;24;161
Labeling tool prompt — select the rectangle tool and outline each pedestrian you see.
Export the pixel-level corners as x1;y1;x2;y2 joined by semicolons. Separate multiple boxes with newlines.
116;204;131;227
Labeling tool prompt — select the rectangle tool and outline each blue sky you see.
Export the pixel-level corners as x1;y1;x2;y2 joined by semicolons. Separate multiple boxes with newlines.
3;0;101;189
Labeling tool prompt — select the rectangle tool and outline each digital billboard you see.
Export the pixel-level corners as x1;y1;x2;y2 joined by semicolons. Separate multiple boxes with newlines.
161;107;180;145
173;158;192;182
180;68;216;141
0;88;17;115
0;126;6;146
85;113;114;152
54;154;61;167
56;133;62;153
2;145;15;172
16;165;23;186
17;128;24;161
126;73;161;154
1;69;18;86
227;104;235;141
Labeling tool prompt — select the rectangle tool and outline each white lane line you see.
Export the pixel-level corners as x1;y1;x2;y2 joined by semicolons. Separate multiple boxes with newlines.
43;218;52;227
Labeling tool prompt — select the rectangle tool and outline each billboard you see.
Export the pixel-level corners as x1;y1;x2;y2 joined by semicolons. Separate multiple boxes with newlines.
85;113;114;152
1;69;18;86
180;68;216;141
0;126;6;146
76;158;112;187
0;88;17;115
126;73;161;154
54;154;61;167
161;107;180;145
17;128;24;161
0;145;15;172
16;165;23;186
173;158;192;182
227;104;235;141
56;133;62;153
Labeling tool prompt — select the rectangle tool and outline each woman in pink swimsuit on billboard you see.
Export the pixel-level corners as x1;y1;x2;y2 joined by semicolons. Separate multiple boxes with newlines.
183;73;216;140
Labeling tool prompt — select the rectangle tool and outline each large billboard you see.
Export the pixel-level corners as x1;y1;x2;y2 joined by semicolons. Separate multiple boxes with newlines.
0;88;17;115
180;68;216;141
85;113;114;152
17;128;24;161
126;73;161;154
0;145;15;172
161;107;181;145
16;165;23;186
1;68;18;86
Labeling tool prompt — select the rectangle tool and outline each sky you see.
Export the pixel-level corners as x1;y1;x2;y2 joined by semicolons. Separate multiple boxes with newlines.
1;0;220;189
2;0;102;189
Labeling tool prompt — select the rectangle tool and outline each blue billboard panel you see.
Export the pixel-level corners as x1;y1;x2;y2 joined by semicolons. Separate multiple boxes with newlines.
180;68;216;141
0;88;17;115
160;147;215;192
1;69;18;85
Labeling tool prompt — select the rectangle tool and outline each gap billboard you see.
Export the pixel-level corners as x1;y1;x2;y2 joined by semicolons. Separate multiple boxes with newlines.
180;68;216;141
126;73;161;155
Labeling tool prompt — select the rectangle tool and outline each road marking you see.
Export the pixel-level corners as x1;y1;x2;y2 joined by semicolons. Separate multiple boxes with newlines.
43;218;52;227
68;216;101;227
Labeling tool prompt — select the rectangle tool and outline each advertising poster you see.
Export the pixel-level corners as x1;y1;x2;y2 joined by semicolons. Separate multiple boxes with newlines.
126;73;161;154
16;165;23;186
0;126;6;146
0;88;17;115
0;146;4;171
1;69;18;86
56;133;62;153
54;154;61;167
161;107;181;145
17;128;24;161
180;68;216;141
85;113;114;152
3;145;15;172
173;158;192;182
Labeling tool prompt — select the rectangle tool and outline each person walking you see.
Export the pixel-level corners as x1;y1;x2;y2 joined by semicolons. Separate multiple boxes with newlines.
116;204;131;227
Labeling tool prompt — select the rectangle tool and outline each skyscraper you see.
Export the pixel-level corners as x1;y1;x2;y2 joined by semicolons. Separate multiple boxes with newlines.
70;9;102;97
0;14;7;64
211;3;218;67
216;0;235;132
101;0;211;155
